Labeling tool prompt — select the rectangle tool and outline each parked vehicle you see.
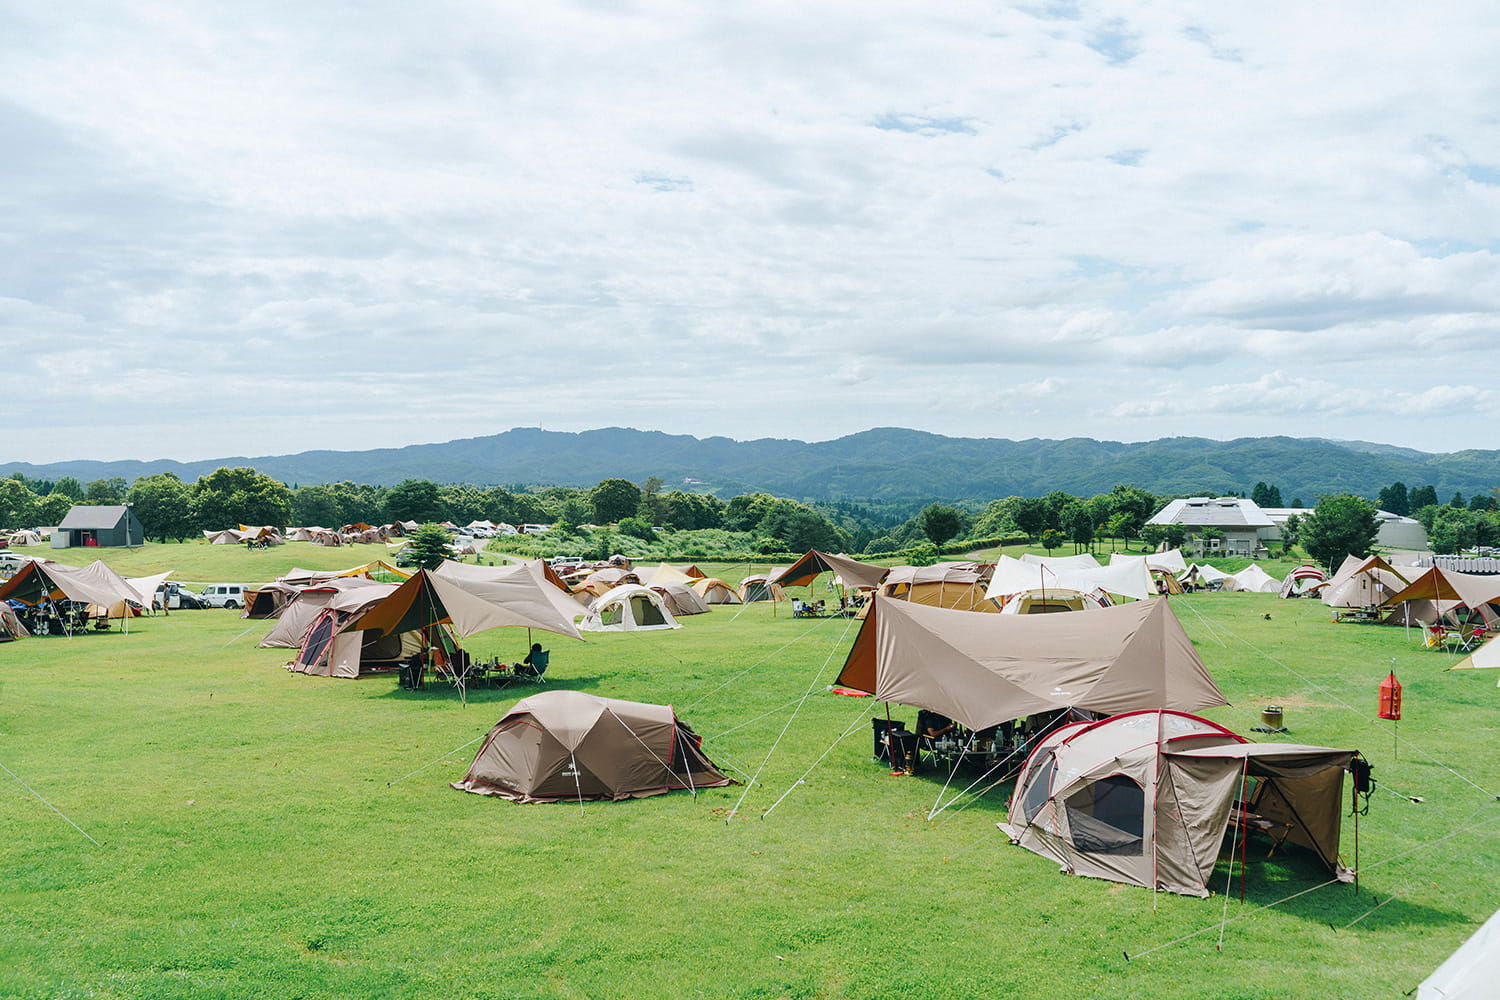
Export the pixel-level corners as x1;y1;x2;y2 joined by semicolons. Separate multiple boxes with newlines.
156;582;206;610
199;584;246;609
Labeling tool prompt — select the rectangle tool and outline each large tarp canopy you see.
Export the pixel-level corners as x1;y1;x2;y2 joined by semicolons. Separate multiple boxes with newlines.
770;550;888;591
0;559;141;609
835;595;1227;730
987;554;1154;601
1384;566;1500;614
433;558;587;624
356;568;582;640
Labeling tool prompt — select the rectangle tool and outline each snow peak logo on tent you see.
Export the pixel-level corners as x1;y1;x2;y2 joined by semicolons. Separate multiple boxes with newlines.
561;766;580;777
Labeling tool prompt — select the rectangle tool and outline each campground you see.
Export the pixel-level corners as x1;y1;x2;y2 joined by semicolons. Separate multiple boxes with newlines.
2;544;1498;998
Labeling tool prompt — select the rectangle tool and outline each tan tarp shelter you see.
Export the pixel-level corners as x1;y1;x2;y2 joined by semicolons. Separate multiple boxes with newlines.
432;559;589;627
356;568;583;641
124;572;172;610
638;563;706;586
452;690;733;802
0;559;141;613
835;596;1227;731
883;563;996;613
1002;710;1354;897
770;551;888;592
1451;633;1500;683
691;577;742;604
1382;567;1500;627
579;584;681;631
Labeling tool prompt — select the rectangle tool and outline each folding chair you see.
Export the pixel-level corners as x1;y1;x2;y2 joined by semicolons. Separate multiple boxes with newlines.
516;649;550;683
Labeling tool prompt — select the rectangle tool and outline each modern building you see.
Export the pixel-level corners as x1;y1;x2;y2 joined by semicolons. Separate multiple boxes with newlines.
51;505;144;549
1147;497;1274;557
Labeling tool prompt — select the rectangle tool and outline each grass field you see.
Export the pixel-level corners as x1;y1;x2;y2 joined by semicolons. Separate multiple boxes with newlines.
2;544;1497;998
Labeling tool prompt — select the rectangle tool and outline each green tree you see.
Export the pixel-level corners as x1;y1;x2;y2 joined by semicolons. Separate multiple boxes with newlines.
1451;492;1466;509
758;501;848;552
724;493;780;532
1409;485;1439;510
919;504;963;547
1428;507;1482;554
191;467;292;530
0;478;40;530
1010;497;1048;541
591;478;644;524
1039;528;1066;553
35;493;74;526
404;523;453;570
1377;482;1410;517
1280;513;1303;556
1300;494;1380;570
291;484;344;528
85;477;128;504
128;473;196;542
617;516;656;541
384;479;443;524
53;476;85;500
1060;499;1095;553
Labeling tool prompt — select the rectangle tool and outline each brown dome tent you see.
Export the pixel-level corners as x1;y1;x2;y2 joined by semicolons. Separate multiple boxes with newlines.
452;690;734;803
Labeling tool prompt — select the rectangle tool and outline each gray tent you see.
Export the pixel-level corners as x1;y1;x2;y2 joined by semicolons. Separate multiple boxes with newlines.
1002;710;1356;897
452;690;733;803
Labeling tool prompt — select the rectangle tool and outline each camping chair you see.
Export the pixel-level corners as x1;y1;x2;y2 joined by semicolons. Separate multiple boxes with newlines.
516;649;550;683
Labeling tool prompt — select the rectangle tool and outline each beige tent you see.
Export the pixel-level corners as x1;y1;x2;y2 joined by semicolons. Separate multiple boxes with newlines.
452;690;733;802
579;584;681;632
1002;710;1355;897
997;588;1109;615
882;563;996;613
261;578;394;648
650;583;711;616
739;573;788;603
835;596;1227;731
691;577;743;605
0;603;30;640
1322;554;1410;610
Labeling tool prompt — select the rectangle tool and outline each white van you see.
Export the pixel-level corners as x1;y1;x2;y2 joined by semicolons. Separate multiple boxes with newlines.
199;584;246;609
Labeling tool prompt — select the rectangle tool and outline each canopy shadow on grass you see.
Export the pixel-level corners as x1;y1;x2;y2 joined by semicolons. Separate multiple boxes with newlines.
374;674;609;703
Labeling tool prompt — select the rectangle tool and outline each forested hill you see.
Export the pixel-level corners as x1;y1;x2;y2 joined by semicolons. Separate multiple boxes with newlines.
5;428;1498;501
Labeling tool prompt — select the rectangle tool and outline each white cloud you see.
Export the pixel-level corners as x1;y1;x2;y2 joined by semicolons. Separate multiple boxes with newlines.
3;2;1500;462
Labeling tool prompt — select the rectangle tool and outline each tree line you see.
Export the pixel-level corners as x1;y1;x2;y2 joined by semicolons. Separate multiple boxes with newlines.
6;466;1496;566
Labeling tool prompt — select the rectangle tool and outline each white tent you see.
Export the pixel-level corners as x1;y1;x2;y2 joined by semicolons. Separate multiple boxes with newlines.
579;584;682;632
1418;906;1500;999
1222;564;1281;593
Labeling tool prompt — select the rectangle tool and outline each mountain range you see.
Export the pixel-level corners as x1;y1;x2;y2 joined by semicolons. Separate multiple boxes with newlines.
5;428;1496;503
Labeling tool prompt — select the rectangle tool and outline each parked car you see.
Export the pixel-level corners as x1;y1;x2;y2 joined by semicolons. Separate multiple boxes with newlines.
199;584;246;609
156;582;207;610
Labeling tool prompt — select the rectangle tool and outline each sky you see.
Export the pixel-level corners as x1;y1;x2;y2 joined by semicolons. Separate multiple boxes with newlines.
5;1;1500;464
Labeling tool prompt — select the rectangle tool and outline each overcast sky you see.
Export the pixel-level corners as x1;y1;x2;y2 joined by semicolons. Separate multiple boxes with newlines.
5;1;1499;464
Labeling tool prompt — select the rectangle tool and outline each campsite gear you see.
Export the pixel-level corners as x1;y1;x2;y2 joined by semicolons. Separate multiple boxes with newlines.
452;691;733;803
1260;705;1284;731
1002;710;1358;897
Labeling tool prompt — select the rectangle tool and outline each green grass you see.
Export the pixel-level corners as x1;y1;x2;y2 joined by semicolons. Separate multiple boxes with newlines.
2;552;1497;998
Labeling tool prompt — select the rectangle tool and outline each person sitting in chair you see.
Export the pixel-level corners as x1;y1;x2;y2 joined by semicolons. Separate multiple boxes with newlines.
515;643;548;679
917;709;954;741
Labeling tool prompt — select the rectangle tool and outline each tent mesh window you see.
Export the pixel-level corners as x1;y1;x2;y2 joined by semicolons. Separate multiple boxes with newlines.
600;604;623;626
635;598;666;626
1064;774;1145;855
297;615;338;670
1018;752;1057;824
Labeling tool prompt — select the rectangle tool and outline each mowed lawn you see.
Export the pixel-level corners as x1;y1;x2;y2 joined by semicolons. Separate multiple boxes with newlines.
1;552;1497;998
